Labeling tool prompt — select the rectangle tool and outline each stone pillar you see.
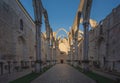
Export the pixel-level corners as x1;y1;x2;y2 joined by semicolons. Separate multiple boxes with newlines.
7;61;11;74
68;51;70;64
49;45;51;65
55;40;59;64
46;39;50;66
55;46;58;64
72;40;75;65
70;45;73;65
74;39;78;66
33;0;43;73
73;40;76;66
0;62;3;75
35;23;42;73
55;47;57;64
82;22;89;72
52;47;54;65
54;48;56;64
53;48;56;65
51;45;53;65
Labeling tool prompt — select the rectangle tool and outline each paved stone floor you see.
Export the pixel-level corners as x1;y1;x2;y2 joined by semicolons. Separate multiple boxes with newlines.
31;64;95;83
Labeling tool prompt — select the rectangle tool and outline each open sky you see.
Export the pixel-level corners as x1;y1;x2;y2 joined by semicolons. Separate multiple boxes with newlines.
20;0;120;33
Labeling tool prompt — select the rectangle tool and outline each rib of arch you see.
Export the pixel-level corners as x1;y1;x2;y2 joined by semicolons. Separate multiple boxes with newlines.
56;28;68;38
57;34;66;39
71;18;97;34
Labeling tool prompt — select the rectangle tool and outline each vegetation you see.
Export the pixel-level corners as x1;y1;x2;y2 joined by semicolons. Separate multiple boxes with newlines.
10;65;53;83
72;65;116;83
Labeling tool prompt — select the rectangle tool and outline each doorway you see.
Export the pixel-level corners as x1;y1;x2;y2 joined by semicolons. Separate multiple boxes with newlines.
60;59;64;64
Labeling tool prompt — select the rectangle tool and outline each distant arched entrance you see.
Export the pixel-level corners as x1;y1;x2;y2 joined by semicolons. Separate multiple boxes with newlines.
60;59;64;64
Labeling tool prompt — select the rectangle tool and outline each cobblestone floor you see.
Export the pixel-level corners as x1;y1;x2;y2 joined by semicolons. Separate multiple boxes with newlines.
31;64;95;83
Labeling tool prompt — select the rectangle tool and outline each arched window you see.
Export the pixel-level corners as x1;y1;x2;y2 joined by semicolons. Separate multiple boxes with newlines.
20;19;23;31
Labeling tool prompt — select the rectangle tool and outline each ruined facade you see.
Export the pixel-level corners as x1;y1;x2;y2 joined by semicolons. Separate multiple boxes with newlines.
89;5;120;72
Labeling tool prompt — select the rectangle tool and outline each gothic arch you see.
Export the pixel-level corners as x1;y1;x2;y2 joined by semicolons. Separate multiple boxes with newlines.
56;28;68;38
17;36;27;64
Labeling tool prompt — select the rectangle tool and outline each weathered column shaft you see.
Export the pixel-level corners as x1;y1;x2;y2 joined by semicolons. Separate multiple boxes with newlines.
75;39;78;60
83;24;89;60
51;46;53;65
35;24;42;72
82;22;89;72
70;45;73;64
33;0;43;73
47;39;50;65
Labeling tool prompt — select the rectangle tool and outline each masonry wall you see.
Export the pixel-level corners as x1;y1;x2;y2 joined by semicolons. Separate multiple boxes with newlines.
0;0;36;75
89;5;120;72
107;5;120;72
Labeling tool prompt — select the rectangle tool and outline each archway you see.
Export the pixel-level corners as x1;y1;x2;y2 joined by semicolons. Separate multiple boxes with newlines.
56;28;68;38
16;36;28;67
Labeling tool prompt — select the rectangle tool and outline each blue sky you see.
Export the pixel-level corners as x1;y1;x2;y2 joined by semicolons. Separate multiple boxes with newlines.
20;0;120;34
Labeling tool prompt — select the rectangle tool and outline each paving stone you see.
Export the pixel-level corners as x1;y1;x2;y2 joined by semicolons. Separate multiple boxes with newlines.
31;64;95;83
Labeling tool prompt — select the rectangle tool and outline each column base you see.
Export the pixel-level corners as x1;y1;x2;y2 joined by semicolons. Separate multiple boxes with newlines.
46;60;51;66
73;60;79;67
81;60;89;72
35;62;41;73
35;61;42;73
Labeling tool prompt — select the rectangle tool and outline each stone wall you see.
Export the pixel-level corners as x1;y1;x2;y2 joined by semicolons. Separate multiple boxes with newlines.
89;5;120;72
41;33;47;64
56;50;68;64
107;5;120;72
0;0;36;75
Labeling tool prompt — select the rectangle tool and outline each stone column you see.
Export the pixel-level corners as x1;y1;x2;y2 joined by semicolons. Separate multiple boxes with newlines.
46;39;50;66
51;45;53;65
8;61;11;74
75;39;78;66
52;48;54;65
53;48;56;65
35;23;42;73
55;40;59;64
0;62;3;75
54;47;56;64
55;46;58;64
33;0;43;73
73;40;76;66
67;51;70;64
70;45;73;65
82;22;89;72
82;0;92;72
53;46;56;64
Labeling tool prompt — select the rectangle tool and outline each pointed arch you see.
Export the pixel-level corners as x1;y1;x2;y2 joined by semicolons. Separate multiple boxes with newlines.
56;28;68;38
